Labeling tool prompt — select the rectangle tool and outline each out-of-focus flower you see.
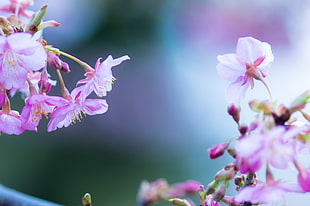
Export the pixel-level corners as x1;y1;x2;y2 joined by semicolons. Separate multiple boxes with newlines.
0;32;46;90
204;195;220;206
217;37;273;103
77;55;130;99
47;87;108;132
235;126;301;173
0;0;33;17
234;181;302;204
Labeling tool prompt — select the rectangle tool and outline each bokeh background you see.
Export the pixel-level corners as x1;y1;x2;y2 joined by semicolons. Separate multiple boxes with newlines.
1;0;310;205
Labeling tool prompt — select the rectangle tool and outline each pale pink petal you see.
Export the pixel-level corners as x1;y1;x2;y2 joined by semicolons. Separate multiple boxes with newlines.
0;63;27;89
0;35;6;54
226;77;250;103
257;42;274;75
18;44;47;71
236;37;264;63
83;99;108;115
0;112;24;135
7;33;38;52
217;54;245;81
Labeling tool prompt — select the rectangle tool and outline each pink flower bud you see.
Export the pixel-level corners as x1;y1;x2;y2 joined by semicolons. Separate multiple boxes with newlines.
249;99;272;115
47;51;71;73
168;198;192;206
208;142;229;159
213;184;226;202
205;180;219;195
214;163;237;182
227;103;240;123
38;68;52;93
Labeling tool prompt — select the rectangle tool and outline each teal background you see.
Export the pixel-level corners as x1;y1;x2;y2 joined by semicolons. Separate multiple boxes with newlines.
1;0;308;205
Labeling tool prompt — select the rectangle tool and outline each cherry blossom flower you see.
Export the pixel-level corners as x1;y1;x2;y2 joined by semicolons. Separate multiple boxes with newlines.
21;93;68;131
217;37;274;102
235;126;301;173
0;32;47;90
47;87;108;132
77;55;130;99
0;109;24;135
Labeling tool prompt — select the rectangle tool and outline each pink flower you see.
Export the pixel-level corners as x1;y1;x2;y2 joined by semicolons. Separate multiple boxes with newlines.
0;33;47;90
21;94;68;131
47;87;108;132
77;55;130;98
217;37;273;102
0;109;24;135
234;181;302;204
235;126;299;173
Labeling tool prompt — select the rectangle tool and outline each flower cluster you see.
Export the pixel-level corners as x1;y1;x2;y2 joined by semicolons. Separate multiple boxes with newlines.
0;0;129;134
138;37;310;206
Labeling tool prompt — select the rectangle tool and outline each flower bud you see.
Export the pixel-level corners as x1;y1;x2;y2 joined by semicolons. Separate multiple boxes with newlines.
213;184;226;202
82;193;92;206
290;90;310;113
249;99;272;115
38;20;60;30
227;103;240;123
166;180;200;197
227;148;236;158
205;180;218;195
25;4;47;34
198;185;207;203
214;163;237;182
38;68;52;93
234;176;244;187
208;142;229;159
47;51;71;73
238;124;248;136
168;198;191;206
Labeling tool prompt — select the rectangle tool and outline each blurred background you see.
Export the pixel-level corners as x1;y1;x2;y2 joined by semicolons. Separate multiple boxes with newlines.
1;0;310;205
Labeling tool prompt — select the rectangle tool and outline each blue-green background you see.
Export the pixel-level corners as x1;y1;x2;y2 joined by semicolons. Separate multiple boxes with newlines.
1;0;309;205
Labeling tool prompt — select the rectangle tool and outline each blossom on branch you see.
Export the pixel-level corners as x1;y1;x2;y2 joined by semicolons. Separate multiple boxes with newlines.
47;87;108;132
77;55;130;99
0;32;46;90
217;36;274;102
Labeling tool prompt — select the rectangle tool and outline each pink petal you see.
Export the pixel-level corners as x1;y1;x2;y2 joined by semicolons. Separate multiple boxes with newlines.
83;99;108;115
236;37;264;63
7;33;38;52
217;54;245;81
226;77;250;103
0;113;24;135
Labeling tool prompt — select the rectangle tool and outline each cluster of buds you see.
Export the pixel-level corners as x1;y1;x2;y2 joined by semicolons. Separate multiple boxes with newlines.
0;0;129;135
139;36;310;206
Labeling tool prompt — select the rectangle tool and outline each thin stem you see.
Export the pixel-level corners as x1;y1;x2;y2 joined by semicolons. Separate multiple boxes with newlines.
46;47;93;72
0;184;61;206
260;79;272;101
